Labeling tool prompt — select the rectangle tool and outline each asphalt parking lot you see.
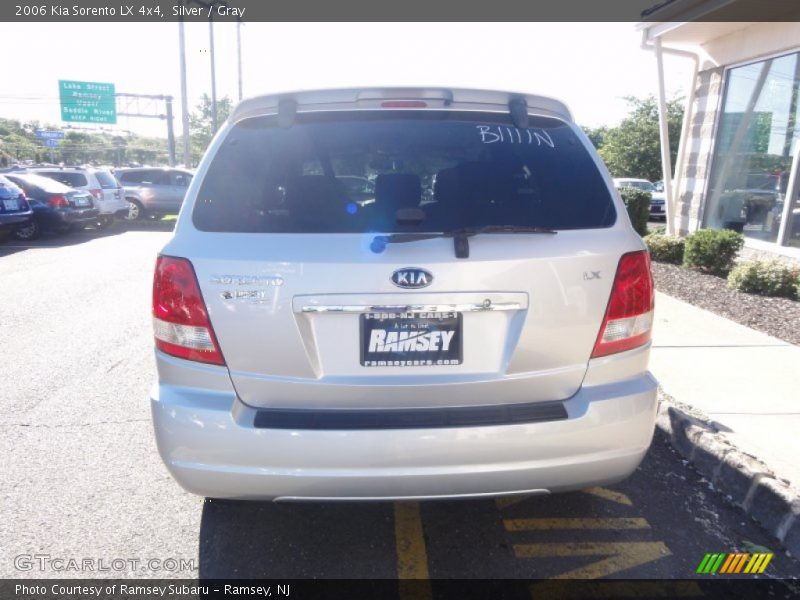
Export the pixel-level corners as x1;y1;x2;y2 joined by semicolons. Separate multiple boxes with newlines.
1;225;798;589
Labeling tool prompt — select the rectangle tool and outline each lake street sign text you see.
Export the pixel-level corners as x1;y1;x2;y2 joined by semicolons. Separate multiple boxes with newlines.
58;80;117;124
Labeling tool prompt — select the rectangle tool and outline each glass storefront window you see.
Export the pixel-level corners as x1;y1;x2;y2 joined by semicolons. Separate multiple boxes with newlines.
785;192;800;247
705;51;800;246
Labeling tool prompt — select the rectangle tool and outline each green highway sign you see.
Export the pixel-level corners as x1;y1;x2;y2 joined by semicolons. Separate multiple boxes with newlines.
58;80;117;124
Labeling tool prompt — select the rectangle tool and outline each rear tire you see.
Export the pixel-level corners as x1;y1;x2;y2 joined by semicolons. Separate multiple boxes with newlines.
13;219;40;240
124;199;144;221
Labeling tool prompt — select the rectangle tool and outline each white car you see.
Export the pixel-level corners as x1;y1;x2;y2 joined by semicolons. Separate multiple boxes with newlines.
33;166;128;228
613;178;667;220
151;88;658;501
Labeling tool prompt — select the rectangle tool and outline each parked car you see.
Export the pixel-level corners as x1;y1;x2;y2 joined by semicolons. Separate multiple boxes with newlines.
115;167;193;220
31;166;127;228
151;88;657;501
0;175;33;236
4;173;98;240
613;178;666;220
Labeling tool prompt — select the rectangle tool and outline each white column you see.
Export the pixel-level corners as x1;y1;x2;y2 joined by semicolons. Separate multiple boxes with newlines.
655;37;676;236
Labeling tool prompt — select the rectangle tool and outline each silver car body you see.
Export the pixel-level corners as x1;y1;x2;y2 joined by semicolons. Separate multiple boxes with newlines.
116;167;193;215
151;88;658;501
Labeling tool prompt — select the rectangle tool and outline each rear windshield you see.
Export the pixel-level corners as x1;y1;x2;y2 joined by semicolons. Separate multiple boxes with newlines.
193;111;615;233
8;174;72;193
95;170;119;188
38;171;88;188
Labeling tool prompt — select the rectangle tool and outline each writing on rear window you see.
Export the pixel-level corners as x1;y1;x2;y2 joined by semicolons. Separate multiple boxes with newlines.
476;126;555;147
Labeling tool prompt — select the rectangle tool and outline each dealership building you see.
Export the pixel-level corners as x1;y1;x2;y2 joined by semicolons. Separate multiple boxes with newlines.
640;1;800;261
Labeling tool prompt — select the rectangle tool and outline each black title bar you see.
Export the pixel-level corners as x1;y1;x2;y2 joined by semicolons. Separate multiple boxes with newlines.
3;0;800;22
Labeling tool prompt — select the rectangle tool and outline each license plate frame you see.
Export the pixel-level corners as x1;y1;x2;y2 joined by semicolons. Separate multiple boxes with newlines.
360;311;463;367
2;199;20;211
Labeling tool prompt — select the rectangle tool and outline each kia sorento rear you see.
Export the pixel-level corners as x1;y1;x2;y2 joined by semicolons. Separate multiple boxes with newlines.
151;88;657;501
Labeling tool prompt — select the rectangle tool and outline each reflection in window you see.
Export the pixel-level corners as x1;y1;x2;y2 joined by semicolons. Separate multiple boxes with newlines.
787;179;800;248
705;51;800;245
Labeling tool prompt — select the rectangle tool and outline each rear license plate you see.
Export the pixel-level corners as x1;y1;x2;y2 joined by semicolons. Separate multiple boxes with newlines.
73;197;90;207
2;199;19;211
360;312;462;367
652;206;663;212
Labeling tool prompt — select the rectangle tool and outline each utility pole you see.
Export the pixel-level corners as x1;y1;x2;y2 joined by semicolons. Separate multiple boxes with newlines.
237;20;243;101
178;17;191;167
209;18;218;134
115;93;177;166
165;97;176;166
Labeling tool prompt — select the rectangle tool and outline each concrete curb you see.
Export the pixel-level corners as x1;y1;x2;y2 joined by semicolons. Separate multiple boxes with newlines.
655;389;800;557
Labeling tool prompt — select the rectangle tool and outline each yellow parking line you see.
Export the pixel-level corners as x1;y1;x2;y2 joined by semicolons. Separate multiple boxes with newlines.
581;487;633;506
505;518;650;531
514;541;671;579
394;502;431;600
495;494;532;509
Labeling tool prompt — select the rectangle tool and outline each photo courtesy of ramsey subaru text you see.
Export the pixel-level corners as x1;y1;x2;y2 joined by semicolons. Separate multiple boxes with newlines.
151;88;657;501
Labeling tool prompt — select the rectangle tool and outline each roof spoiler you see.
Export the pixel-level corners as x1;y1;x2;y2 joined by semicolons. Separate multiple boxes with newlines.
229;88;573;124
278;98;297;128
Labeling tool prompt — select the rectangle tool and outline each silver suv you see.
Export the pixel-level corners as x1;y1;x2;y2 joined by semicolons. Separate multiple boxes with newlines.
151;88;657;501
115;167;193;220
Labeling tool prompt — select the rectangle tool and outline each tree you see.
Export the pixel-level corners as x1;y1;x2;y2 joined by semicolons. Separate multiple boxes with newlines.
0;116;170;166
598;95;684;183
189;94;233;165
582;125;609;151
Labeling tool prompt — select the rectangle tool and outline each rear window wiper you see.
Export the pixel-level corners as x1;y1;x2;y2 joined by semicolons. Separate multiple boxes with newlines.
370;225;557;258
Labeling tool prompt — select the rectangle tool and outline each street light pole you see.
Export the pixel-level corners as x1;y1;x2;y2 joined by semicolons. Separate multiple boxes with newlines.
209;18;218;134
236;20;243;102
178;17;191;167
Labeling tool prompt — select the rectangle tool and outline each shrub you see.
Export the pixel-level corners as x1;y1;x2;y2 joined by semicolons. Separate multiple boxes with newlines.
650;224;666;235
727;260;800;299
683;229;744;276
644;233;685;264
619;187;651;237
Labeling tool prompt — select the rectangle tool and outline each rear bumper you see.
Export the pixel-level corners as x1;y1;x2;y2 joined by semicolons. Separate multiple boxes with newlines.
50;208;99;224
151;362;658;501
95;198;129;215
0;212;32;230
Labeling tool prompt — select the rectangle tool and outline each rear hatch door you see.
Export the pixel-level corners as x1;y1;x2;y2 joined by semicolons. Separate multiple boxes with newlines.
175;108;632;410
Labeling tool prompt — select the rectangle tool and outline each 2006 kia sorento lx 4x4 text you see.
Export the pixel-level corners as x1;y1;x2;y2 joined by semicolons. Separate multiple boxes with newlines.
151;88;657;501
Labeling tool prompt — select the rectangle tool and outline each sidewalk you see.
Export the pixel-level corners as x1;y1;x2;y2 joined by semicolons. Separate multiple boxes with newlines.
650;291;800;489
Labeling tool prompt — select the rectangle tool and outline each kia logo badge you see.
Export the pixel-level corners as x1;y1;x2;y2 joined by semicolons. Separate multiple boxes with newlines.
391;268;433;289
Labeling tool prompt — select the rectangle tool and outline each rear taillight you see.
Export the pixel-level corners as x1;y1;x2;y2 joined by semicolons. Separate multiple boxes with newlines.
89;188;103;200
152;256;225;365
49;195;68;207
591;250;654;358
